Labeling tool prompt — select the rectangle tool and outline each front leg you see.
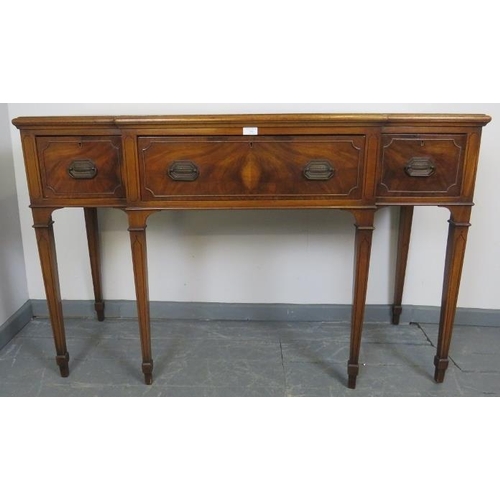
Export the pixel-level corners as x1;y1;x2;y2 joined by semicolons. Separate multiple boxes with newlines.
434;206;472;383
128;210;156;385
348;210;376;389
32;208;70;378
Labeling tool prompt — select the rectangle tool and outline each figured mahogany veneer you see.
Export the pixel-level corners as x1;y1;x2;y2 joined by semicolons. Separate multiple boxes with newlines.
36;136;124;200
139;136;365;200
379;134;466;197
12;113;491;390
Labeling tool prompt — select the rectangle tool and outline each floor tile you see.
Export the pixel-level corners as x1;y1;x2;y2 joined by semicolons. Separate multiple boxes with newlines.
451;353;500;374
418;323;500;374
67;357;147;386
284;360;348;391
2;318;499;397
0;337;98;361
151;320;283;341
35;384;167;397
88;337;282;363
155;358;285;389
0;383;42;397
419;324;500;352
448;369;500;397
0;356;50;384
281;340;350;364
155;386;285;397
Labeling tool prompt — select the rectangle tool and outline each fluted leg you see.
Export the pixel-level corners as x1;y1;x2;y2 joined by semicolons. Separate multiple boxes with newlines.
84;208;105;321
392;206;414;325
128;210;155;385
32;208;70;377
348;210;376;389
434;206;471;383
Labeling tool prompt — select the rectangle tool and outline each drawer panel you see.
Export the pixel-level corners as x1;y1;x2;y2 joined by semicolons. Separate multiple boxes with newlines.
36;137;124;199
378;134;466;197
138;136;365;200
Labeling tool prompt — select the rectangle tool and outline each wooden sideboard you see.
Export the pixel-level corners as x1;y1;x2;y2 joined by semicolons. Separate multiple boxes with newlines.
12;113;491;389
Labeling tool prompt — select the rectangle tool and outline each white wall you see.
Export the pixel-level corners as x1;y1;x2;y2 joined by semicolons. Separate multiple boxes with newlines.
8;103;499;310
0;104;28;324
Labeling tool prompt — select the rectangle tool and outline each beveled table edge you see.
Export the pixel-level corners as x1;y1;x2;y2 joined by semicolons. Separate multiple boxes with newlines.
12;113;493;129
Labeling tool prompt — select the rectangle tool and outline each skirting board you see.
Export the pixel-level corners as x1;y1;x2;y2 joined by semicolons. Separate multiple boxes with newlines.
0;301;33;351
2;300;498;350
30;300;500;328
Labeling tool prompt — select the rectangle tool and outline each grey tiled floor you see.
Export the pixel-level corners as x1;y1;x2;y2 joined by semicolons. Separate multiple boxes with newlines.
1;318;499;396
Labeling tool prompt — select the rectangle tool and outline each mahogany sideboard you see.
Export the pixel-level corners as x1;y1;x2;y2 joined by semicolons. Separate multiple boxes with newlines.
12;113;491;389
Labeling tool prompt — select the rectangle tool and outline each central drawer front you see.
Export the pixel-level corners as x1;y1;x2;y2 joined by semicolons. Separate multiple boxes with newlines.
138;136;365;201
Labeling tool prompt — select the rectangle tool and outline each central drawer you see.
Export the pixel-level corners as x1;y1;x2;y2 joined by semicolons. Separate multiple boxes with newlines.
138;136;365;201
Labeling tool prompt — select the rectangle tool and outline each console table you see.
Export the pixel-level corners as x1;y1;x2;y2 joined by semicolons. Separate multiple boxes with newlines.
12;113;491;389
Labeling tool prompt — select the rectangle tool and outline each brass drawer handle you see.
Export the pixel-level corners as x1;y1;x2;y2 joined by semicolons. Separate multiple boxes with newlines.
68;160;98;180
168;161;200;182
303;160;335;181
405;157;436;178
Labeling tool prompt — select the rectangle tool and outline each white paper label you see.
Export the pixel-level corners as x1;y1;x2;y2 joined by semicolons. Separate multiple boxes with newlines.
243;127;258;136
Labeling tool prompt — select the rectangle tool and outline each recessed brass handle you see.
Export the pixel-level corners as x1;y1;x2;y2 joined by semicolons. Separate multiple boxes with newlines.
68;160;98;180
168;161;200;182
303;160;335;181
405;157;436;178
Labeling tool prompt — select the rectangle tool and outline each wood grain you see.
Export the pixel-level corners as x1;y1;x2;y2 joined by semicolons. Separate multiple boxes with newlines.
12;114;491;388
128;210;156;385
348;210;376;389
84;208;105;322
36;136;124;199
392;206;414;325
32;208;69;377
139;136;365;201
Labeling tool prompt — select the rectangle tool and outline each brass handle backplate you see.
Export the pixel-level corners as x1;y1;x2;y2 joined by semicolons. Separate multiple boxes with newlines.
68;160;98;180
168;161;200;182
303;160;335;181
404;157;436;178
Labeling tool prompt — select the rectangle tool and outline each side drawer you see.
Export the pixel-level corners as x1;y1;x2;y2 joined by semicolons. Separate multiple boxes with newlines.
378;134;467;198
138;136;365;201
36;136;124;199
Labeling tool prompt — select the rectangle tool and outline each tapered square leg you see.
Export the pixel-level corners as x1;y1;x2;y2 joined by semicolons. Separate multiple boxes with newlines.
84;208;105;322
348;210;375;390
392;206;414;325
32;208;70;378
128;211;155;385
348;364;360;390
434;206;471;384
